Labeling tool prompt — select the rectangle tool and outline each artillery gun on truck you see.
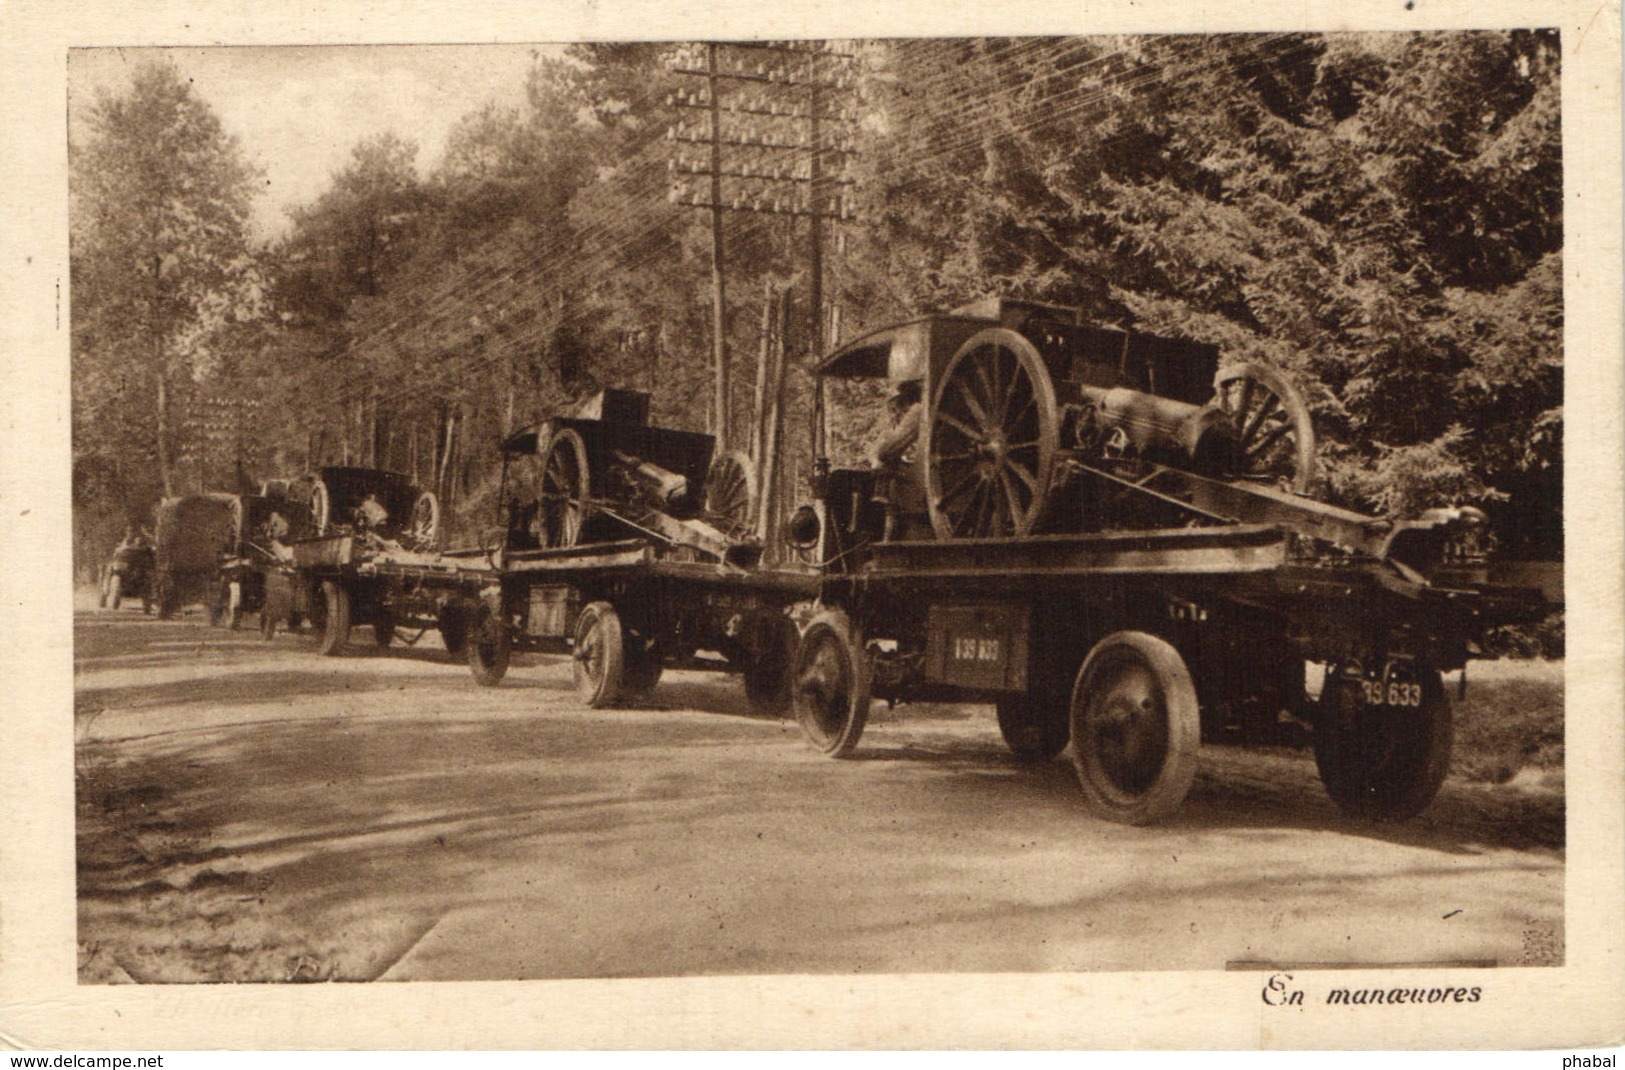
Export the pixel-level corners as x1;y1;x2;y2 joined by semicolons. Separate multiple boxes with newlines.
461;389;808;710
788;297;1547;824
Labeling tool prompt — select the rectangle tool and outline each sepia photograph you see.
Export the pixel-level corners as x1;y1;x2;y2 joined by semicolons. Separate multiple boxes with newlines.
2;0;1620;1052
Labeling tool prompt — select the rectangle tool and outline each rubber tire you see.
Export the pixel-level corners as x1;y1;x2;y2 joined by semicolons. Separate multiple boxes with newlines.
997;692;1071;763
1069;631;1200;825
466;603;510;686
1314;667;1452;822
439;603;470;659
108;574;123;611
315;580;352;657
743;614;799;718
622;639;664;699
572;602;626;708
791;608;871;757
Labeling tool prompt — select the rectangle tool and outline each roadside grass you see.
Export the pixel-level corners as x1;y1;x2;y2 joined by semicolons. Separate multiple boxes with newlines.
1450;658;1564;785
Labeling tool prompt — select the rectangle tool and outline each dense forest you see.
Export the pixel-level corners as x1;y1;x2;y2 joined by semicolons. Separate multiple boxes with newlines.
70;32;1562;570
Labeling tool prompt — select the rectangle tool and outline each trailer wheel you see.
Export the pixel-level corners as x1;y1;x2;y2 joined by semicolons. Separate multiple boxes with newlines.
315;580;352;657
1314;666;1452;822
743;614;799;717
108;574;123;611
438;603;470;658
572;601;626;708
1070;631;1200;824
466;603;510;686
792;609;870;757
925;327;1059;540
996;695;1071;763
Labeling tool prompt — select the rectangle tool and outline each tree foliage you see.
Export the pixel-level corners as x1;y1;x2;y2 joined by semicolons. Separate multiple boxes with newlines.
71;34;1564;561
70;59;264;566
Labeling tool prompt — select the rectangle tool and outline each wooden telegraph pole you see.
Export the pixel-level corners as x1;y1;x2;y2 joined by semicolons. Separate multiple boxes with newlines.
668;41;857;529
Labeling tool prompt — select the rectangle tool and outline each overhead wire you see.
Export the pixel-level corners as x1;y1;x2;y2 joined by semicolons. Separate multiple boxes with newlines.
299;33;1322;433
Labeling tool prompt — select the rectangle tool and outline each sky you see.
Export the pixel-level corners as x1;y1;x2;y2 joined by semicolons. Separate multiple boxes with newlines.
67;44;561;241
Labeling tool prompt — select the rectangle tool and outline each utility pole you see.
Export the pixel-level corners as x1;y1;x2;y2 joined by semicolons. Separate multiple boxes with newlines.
668;40;857;480
705;43;731;449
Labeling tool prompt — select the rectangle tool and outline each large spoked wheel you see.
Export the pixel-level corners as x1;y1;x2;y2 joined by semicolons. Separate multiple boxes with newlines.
406;491;441;550
925;327;1060;539
1070;631;1200;824
1314;665;1452;822
539;428;591;548
704;450;759;538
996;692;1071;763
466;602;510;686
309;478;332;537
572;601;626;708
315;580;352;657
743;613;800;717
791;608;870;757
1212;362;1316;494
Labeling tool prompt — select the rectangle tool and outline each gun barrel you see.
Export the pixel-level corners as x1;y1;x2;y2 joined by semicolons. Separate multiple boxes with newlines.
610;449;689;509
1078;385;1240;474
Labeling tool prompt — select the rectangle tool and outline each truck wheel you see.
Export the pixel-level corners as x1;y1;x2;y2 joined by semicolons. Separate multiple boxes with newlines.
572;601;626;708
438;603;470;658
997;693;1070;763
157;583;178;620
1070;631;1200;825
108;574;123;611
743;614;799;717
791;608;870;757
1314;665;1452;822
622;640;664;699
466;603;510;686
315;580;352;657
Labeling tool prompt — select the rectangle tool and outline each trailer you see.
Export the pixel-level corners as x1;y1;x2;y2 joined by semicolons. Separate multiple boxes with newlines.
292;392;814;714
785;298;1551;824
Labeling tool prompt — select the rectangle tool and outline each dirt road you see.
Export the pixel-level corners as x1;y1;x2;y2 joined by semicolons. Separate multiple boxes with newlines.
74;605;1563;983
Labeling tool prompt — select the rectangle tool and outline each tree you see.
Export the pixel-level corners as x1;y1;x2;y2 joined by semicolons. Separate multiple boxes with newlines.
71;59;263;513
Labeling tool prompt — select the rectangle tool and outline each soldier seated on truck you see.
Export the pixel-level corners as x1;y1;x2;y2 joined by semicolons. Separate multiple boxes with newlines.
865;380;926;540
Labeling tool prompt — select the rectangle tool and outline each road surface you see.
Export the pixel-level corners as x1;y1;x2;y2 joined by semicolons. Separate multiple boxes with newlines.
74;604;1563;983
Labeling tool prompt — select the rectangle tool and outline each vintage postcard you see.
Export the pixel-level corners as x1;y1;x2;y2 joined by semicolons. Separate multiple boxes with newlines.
1;0;1619;1052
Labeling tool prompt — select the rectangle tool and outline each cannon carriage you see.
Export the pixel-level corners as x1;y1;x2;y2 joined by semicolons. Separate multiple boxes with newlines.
461;390;803;710
790;297;1538;825
500;388;759;564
